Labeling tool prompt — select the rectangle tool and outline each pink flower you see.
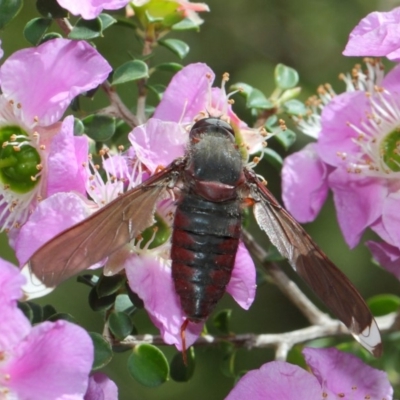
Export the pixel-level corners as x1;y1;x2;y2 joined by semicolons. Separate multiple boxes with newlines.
343;7;400;61
281;59;400;277
0;259;94;399
225;348;392;400
57;0;131;19
0;39;111;234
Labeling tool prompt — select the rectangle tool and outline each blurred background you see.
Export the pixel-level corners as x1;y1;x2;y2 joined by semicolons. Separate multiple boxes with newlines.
1;0;399;398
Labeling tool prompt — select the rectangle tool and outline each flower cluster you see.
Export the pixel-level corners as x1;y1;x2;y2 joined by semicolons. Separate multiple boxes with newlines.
282;6;400;278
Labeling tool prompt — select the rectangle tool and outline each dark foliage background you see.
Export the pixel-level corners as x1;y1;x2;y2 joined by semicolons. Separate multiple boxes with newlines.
1;1;399;398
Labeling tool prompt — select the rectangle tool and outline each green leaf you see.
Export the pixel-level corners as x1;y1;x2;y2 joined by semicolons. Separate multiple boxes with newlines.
213;309;232;335
108;311;134;340
83;115;116;142
154;62;183;72
73;118;84;136
39;32;63;44
24;18;52;46
42;304;57;320
114;294;135;314
247;89;274;110
146;84;166;101
47;312;77;323
77;274;99;287
88;286;116;312
90;332;113;370
98;13;117;31
159;39;190;59
36;0;67;18
274;64;299;90
115;17;137;30
368;294;400;317
0;0;23;29
127;344;169;387
26;301;43;324
230;82;254;98
219;342;236;378
263;148;283;171
68;18;103;40
170;348;195;382
112;60;149;85
274;129;296;151
96;274;125;298
172;18;200;31
282;99;307;116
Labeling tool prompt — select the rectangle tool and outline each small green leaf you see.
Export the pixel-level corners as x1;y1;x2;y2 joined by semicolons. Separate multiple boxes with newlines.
159;39;189;59
39;32;63;43
90;332;113;370
114;294;135;314
170;348;195;382
96;274;125;298
26;301;43;324
42;304;57;320
108;311;134;340
274;64;299;90
0;0;23;29
127;344;169;387
247;89;274;110
115;17;137;30
274;129;296;151
98;13;117;31
36;0;67;18
88;287;116;311
230;82;253;98
368;294;400;317
69;18;103;40
73;118;84;136
146;84;166;101
219;342;236;378
282;99;307;116
77;274;99;287
263;148;283;171
24;18;52;46
83;115;116;142
154;62;183;72
172;18;200;31
213;309;232;335
47;312;77;323
112;60;149;85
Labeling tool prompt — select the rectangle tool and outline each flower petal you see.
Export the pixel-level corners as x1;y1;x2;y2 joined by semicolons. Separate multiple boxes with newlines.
328;167;387;248
380;191;400;248
226;241;256;310
0;39;111;126
128;119;187;173
84;373;118;400
303;347;393;400
225;361;323;400
282;143;329;223
316;91;370;167
47;115;89;197
366;240;400;280
14;192;92;266
125;255;203;350
57;0;130;19
153;63;214;123
7;321;93;400
343;7;400;61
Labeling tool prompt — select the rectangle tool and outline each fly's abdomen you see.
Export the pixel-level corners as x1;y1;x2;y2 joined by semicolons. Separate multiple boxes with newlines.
171;193;241;322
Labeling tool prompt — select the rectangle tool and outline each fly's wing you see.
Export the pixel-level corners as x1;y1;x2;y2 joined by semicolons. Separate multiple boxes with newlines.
29;164;181;287
244;169;382;357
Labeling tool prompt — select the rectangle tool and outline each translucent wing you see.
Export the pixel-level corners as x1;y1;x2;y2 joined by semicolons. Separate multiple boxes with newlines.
29;164;181;287
244;169;382;357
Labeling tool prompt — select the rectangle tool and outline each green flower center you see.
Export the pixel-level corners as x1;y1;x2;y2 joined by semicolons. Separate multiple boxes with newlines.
380;129;400;172
0;126;42;193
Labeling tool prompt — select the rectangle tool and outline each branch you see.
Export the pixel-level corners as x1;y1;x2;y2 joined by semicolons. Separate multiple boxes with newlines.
115;313;396;361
